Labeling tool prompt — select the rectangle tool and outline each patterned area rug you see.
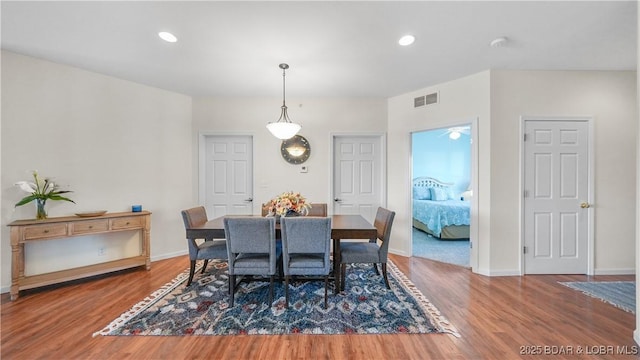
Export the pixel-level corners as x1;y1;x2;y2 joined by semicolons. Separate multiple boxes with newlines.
94;260;458;336
560;281;635;313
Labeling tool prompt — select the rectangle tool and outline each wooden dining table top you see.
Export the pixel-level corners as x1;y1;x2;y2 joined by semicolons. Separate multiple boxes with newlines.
186;214;377;240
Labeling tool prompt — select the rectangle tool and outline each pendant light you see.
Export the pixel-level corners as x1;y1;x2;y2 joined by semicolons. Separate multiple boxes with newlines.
267;63;301;140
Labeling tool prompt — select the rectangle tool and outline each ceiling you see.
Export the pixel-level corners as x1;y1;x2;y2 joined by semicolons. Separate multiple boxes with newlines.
1;1;636;98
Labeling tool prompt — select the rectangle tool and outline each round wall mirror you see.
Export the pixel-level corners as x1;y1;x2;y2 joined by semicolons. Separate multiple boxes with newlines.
280;135;311;164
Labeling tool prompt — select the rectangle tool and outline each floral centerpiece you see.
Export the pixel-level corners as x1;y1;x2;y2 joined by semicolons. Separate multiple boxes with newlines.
14;171;75;220
264;191;311;217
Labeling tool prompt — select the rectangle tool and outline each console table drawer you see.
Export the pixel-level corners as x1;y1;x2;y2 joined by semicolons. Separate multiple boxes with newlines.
72;220;109;235
110;216;143;230
23;223;68;240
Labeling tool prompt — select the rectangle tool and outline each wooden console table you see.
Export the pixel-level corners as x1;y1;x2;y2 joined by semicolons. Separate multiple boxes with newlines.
8;211;151;301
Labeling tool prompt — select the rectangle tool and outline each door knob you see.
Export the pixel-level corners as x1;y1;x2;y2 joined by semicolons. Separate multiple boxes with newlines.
244;198;253;202
580;202;590;209
334;198;342;202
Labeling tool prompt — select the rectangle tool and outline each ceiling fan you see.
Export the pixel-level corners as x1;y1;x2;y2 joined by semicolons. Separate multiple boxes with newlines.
440;126;470;140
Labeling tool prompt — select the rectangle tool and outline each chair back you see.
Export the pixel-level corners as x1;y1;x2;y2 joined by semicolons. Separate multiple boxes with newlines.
281;217;331;254
373;207;395;262
224;217;276;254
261;203;270;216
281;217;332;279
181;206;208;229
306;203;328;217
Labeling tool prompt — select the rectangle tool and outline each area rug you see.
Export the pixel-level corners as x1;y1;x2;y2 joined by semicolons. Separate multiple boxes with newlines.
94;260;459;337
560;281;635;313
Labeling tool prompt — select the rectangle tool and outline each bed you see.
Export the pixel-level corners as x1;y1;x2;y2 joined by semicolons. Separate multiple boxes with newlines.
412;176;470;239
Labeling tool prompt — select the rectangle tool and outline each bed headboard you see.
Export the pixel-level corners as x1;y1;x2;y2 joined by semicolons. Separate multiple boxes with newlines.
413;177;453;189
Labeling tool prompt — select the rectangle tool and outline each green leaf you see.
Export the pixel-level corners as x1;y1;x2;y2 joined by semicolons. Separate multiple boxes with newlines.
47;195;75;203
15;194;38;207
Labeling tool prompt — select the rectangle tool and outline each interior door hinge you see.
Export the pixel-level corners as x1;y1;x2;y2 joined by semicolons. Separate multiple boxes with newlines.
524;190;529;198
523;246;528;254
524;133;527;141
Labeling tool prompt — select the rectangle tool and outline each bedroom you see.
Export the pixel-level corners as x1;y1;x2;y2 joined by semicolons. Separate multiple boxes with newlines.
411;125;472;267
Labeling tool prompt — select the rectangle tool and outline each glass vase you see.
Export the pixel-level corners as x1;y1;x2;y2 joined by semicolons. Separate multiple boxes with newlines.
36;199;47;220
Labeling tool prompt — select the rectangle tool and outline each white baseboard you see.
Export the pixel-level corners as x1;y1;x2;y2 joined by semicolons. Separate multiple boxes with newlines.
0;250;190;295
151;250;188;262
593;268;635;275
389;249;409;257
634;329;640;346
475;268;521;277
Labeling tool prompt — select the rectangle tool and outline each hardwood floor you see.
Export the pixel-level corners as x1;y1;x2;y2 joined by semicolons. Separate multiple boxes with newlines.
1;254;637;359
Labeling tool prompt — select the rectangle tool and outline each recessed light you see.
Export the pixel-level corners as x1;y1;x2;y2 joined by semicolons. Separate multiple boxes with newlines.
398;35;415;46
158;31;177;43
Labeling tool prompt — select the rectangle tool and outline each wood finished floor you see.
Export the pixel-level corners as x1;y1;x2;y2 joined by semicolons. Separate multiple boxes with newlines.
1;254;637;360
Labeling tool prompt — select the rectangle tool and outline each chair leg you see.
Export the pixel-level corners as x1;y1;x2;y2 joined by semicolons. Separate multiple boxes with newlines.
382;263;391;289
373;263;380;275
285;276;290;308
229;274;235;307
269;275;274;306
340;263;347;292
187;260;196;286
201;259;209;274
324;275;328;308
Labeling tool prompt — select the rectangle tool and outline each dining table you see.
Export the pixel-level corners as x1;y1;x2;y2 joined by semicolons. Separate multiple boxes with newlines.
186;214;378;293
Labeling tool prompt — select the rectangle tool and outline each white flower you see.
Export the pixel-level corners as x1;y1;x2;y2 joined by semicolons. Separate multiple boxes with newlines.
15;181;36;194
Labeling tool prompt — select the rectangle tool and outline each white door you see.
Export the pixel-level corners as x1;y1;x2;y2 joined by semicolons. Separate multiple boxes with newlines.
203;135;253;218
332;135;384;223
523;119;590;274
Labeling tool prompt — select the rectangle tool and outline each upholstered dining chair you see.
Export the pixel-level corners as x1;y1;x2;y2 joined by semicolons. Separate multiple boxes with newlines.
223;217;280;307
181;206;228;286
340;207;396;291
306;203;328;217
280;217;332;308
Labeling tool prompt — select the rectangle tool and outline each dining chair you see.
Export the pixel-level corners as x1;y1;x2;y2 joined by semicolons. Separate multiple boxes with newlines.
340;207;396;291
223;217;280;307
181;206;228;286
280;217;332;308
306;203;328;217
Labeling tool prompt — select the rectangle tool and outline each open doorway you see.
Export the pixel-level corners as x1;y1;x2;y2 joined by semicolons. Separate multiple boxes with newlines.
411;124;472;267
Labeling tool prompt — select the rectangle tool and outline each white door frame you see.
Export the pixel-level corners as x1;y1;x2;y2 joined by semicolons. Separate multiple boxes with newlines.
519;116;594;275
198;132;255;213
408;117;479;272
329;133;387;215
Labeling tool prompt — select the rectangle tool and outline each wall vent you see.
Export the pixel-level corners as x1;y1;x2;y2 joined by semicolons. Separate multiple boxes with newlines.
425;92;438;105
414;92;439;108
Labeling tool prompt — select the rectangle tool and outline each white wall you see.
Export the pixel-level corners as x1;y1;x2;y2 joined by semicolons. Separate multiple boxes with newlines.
388;69;636;276
491;70;637;274
192;97;388;212
387;71;491;271
1;51;194;290
3;50;634;295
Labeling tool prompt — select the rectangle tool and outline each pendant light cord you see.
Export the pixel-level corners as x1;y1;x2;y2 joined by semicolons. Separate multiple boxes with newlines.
282;66;287;108
279;63;290;123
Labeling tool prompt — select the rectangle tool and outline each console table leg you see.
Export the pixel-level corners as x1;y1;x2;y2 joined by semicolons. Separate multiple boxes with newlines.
10;226;24;301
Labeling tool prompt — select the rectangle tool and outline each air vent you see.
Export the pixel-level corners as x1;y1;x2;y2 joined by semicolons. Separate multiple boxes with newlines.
413;92;439;108
425;92;438;105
